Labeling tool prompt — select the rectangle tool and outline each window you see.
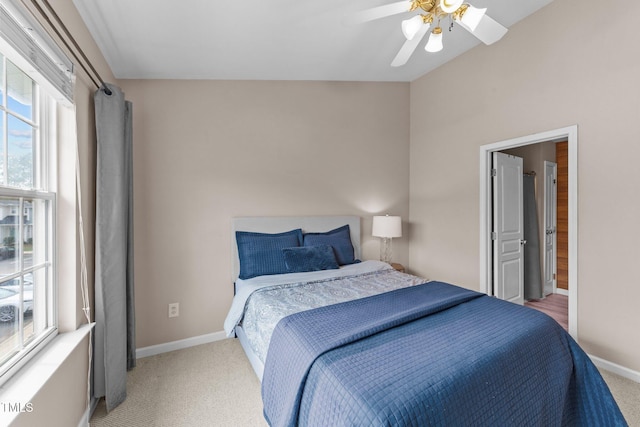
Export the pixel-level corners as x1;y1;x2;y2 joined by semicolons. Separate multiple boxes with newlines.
0;50;56;381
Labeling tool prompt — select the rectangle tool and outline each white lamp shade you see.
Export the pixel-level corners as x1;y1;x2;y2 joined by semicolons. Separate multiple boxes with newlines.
459;6;486;31
439;0;464;14
372;215;402;238
401;15;425;40
425;29;443;52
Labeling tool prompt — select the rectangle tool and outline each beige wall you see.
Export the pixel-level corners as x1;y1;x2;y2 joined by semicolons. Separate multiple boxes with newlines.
119;79;410;348
409;0;640;371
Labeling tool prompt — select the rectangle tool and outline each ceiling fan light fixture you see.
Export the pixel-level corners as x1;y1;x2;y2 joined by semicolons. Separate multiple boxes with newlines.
355;0;508;67
402;15;425;40
457;5;486;31
439;0;464;14
425;26;443;52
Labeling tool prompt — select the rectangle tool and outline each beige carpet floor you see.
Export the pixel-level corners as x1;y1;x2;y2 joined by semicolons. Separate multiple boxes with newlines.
90;338;639;427
90;339;266;427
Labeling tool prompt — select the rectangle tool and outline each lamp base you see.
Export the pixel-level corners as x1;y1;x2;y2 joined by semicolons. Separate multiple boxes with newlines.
379;237;393;264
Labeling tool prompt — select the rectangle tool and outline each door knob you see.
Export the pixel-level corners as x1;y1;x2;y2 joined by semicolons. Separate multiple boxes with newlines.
520;239;527;245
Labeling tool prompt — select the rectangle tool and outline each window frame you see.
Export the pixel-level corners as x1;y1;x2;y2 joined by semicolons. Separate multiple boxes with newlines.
0;51;58;386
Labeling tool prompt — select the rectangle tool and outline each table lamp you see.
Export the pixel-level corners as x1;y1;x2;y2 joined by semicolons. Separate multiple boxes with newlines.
372;215;402;263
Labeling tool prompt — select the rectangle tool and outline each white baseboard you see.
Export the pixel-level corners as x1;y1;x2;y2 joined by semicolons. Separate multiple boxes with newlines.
136;331;227;359
87;396;99;422
589;354;640;383
555;288;569;296
79;405;90;427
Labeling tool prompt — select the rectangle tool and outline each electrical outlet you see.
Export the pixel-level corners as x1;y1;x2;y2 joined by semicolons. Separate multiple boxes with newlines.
168;303;179;318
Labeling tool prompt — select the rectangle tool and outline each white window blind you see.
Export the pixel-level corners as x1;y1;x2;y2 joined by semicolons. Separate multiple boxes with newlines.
0;0;73;103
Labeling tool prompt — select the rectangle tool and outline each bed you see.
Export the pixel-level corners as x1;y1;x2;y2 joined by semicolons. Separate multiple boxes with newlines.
224;216;626;427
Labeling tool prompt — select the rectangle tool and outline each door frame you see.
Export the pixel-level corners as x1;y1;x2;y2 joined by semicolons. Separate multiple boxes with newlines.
479;125;578;339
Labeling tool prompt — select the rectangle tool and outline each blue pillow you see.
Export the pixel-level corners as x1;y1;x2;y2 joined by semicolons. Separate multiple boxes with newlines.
282;245;340;273
303;224;357;265
236;229;303;279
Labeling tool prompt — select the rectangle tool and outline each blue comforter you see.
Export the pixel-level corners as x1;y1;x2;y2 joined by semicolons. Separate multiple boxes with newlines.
262;281;626;427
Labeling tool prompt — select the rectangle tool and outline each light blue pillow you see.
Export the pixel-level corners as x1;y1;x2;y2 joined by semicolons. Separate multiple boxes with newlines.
236;229;303;279
303;224;357;266
282;245;340;273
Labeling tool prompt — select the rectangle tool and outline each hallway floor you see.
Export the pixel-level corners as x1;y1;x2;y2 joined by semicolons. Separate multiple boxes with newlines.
525;293;568;331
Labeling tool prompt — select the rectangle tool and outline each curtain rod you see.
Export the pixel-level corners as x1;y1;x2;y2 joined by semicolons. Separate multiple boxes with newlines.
24;0;112;95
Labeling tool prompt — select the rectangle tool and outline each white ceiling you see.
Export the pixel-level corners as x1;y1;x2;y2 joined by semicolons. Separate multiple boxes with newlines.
72;0;553;82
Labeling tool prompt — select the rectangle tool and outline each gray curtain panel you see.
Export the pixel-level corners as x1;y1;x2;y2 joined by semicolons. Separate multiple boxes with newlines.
523;174;543;300
93;83;136;412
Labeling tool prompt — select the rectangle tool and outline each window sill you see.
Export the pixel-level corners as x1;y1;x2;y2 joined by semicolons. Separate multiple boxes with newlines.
0;322;94;425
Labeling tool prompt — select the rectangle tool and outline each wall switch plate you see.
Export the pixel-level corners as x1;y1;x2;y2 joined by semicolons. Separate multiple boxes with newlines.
168;303;179;318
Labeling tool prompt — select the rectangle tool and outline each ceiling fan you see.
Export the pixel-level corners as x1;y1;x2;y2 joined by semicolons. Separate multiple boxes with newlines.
354;0;508;67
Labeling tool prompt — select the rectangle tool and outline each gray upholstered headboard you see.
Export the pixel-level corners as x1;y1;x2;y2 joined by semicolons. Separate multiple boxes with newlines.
231;216;361;282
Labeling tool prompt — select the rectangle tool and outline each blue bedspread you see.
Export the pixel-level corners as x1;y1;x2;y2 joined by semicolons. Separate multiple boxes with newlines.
262;281;626;427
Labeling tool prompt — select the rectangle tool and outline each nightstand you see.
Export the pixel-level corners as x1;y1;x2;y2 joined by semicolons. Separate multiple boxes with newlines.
390;263;405;273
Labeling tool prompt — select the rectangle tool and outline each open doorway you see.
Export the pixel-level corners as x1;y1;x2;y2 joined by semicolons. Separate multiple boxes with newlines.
479;126;578;339
499;142;568;330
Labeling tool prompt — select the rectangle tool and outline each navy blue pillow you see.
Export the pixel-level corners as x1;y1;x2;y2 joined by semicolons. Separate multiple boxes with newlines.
236;229;303;279
303;224;356;265
282;245;340;273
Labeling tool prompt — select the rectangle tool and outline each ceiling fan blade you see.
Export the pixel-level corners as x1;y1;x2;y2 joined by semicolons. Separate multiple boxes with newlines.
391;24;429;67
458;14;508;45
350;1;411;24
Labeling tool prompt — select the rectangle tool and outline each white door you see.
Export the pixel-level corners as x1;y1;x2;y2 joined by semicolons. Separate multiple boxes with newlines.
492;152;524;305
543;161;557;295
